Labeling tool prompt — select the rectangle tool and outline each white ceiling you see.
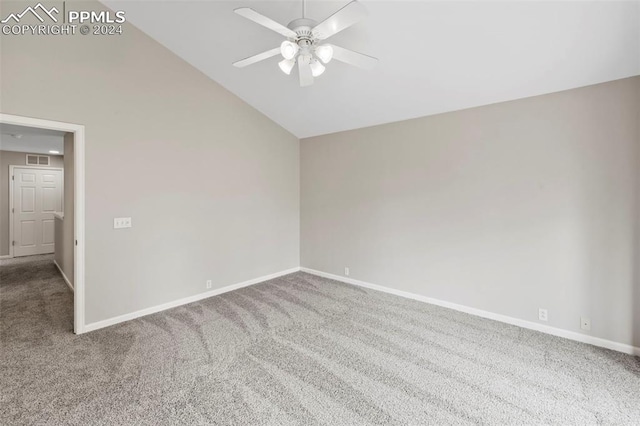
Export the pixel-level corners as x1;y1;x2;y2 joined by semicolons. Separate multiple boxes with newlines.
103;0;640;138
0;124;65;155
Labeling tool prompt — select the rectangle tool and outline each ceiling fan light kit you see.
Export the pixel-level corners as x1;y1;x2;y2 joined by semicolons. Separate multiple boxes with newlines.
280;41;299;60
314;45;333;64
278;58;296;75
233;0;378;87
310;59;325;77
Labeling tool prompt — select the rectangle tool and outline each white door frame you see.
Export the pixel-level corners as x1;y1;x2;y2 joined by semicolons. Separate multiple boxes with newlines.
0;113;86;334
9;165;64;258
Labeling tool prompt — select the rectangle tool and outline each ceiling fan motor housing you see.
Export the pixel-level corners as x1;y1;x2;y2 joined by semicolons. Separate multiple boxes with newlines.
288;18;317;46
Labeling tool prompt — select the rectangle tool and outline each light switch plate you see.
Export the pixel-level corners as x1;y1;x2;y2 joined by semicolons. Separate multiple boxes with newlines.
114;217;132;229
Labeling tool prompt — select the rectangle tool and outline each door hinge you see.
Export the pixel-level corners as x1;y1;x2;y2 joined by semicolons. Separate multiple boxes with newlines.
75;240;78;246
11;208;14;213
12;241;15;246
11;175;14;181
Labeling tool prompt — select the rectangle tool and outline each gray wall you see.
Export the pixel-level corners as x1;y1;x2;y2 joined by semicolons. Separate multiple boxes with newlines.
0;1;300;324
62;133;74;285
301;76;640;347
54;216;64;273
0;150;64;256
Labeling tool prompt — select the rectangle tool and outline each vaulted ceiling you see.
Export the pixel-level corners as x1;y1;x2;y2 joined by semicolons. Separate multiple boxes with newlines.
102;1;640;138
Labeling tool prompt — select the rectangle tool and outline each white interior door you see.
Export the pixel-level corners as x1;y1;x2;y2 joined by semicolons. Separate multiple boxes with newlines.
12;167;63;257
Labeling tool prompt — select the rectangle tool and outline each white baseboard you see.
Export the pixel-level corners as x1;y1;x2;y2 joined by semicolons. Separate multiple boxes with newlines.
301;267;640;357
0;254;12;260
54;260;74;292
83;267;301;333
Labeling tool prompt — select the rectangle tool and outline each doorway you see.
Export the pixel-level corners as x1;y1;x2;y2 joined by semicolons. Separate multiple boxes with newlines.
0;113;85;334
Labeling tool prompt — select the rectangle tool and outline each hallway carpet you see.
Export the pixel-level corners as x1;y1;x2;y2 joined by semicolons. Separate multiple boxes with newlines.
1;255;639;425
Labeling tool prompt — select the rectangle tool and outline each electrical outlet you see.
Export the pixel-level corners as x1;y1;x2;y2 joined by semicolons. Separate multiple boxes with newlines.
344;267;350;276
580;317;591;331
538;308;548;322
206;280;212;289
113;217;132;229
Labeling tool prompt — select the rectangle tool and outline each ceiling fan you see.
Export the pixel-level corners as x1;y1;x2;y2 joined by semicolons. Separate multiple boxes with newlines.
232;0;378;87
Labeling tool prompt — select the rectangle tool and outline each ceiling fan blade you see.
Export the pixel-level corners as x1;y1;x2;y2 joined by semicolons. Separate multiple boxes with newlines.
329;44;378;70
233;47;281;68
298;56;313;87
234;8;297;39
312;1;368;40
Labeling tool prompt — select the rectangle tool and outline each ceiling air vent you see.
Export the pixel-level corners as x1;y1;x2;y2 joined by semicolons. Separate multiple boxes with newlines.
26;154;50;166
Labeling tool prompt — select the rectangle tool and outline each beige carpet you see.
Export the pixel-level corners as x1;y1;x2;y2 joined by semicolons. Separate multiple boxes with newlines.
1;255;639;425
